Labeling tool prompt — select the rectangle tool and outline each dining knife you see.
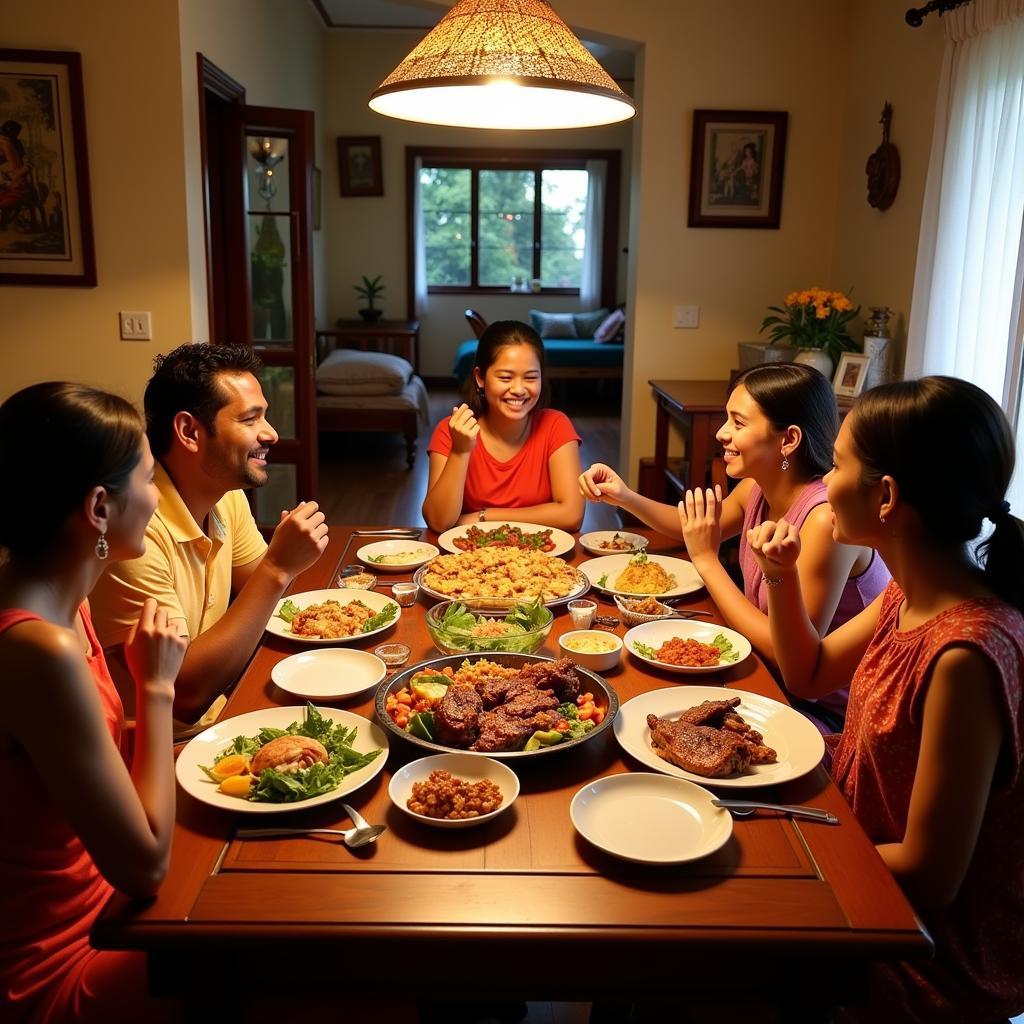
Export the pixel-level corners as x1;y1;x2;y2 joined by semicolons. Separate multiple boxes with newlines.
351;528;422;538
711;798;839;825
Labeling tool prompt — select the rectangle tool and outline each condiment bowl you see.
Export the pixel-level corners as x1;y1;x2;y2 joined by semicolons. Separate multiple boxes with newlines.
559;629;623;671
388;753;519;829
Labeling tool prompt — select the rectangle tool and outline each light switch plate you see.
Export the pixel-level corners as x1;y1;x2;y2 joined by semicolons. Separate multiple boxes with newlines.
673;305;700;329
119;311;152;341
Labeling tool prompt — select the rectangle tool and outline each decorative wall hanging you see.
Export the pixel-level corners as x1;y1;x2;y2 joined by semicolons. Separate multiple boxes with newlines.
338;136;382;197
688;110;788;229
0;49;96;286
866;103;900;211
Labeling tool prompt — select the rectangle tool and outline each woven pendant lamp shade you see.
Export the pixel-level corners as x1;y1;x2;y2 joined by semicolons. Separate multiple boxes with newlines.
369;0;635;130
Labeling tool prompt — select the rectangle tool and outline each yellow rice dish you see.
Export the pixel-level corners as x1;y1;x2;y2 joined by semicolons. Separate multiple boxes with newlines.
614;558;676;595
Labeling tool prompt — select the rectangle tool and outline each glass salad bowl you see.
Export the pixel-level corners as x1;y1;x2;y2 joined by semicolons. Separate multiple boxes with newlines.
424;598;554;656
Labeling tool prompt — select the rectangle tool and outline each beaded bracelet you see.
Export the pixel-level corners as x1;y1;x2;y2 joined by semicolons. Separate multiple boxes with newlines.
762;573;785;588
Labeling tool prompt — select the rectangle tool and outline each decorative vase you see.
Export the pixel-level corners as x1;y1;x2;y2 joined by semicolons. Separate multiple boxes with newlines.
792;348;833;378
359;308;384;322
862;307;893;391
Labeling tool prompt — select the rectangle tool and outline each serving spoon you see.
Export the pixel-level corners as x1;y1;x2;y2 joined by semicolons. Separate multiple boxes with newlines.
236;803;387;847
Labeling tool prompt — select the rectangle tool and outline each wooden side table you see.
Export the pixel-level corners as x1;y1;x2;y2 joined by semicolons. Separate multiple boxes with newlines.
648;379;730;501
319;319;420;374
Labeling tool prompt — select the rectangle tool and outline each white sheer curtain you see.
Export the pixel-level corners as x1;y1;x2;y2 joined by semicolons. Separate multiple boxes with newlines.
579;159;606;310
905;0;1024;407
412;156;428;316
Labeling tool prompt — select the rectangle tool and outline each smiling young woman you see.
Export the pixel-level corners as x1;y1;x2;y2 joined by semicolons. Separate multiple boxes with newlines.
579;363;889;730
422;320;585;533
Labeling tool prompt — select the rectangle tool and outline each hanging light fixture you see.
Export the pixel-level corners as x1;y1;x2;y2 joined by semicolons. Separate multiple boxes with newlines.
368;0;635;131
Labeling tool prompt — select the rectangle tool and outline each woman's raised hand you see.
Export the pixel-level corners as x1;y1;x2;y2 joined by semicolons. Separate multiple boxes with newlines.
746;519;801;577
679;486;723;566
124;598;186;701
449;403;480;455
579;463;629;505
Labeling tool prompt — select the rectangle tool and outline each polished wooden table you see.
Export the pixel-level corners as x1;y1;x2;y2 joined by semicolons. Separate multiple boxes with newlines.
94;528;929;1011
649;379;730;501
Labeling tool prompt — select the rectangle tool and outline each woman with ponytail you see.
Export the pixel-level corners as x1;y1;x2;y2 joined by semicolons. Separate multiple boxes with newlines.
0;383;186;1022
748;376;1024;1022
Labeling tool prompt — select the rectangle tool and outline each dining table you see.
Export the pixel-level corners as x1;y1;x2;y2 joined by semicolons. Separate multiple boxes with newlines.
93;525;931;1017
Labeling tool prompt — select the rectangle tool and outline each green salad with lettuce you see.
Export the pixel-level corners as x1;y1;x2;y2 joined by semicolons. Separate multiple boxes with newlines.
200;703;382;803
426;597;553;654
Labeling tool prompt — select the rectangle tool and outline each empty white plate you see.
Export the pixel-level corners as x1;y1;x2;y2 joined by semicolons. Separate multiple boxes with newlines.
271;648;386;701
570;772;732;864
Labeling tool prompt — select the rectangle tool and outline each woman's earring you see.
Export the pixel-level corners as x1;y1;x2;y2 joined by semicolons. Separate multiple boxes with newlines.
879;514;887;526
477;387;485;397
781;456;790;471
95;532;109;560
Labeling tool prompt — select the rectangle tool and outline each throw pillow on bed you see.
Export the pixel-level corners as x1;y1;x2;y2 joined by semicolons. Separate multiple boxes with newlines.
315;348;412;396
529;310;578;339
573;307;611;338
594;308;626;343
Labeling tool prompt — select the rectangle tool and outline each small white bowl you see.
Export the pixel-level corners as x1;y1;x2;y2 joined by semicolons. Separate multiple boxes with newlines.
558;629;623;671
578;530;649;556
388;753;519;829
357;539;439;573
271;648;386;700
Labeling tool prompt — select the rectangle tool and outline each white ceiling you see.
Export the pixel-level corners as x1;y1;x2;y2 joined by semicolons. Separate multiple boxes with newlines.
314;0;636;79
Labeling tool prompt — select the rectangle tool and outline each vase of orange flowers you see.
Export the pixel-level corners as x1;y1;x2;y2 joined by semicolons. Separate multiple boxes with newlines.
759;288;860;376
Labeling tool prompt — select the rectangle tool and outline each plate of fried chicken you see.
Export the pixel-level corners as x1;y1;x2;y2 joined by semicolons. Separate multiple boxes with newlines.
613;687;825;788
375;653;619;759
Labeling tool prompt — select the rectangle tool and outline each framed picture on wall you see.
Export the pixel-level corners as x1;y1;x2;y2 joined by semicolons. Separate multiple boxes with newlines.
833;352;872;399
337;136;382;197
688;109;788;229
0;48;96;285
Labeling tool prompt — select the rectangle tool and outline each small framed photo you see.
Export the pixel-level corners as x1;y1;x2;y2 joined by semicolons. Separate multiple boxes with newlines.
337;136;382;197
833;352;872;399
688;109;788;229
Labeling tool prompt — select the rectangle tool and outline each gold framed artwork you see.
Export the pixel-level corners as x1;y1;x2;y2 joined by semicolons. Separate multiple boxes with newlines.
0;48;96;285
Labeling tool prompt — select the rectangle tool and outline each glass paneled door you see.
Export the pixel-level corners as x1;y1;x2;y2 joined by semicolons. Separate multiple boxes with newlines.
219;105;317;528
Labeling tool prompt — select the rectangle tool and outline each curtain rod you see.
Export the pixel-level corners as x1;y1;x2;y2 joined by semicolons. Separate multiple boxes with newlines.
905;0;973;27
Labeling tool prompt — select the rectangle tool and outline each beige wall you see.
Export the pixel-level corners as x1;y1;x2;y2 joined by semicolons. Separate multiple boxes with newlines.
321;28;634;378
178;0;327;344
2;0;192;403
831;0;945;365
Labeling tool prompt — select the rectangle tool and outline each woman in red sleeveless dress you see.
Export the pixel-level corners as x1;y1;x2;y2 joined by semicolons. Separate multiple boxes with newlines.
0;383;186;1023
750;376;1024;1022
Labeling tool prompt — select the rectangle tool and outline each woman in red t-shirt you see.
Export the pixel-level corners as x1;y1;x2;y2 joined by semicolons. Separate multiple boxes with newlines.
749;377;1024;1022
0;383;186;1023
423;321;584;532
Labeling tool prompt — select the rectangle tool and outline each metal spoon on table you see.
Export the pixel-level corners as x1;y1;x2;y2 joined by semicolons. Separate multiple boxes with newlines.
711;798;839;825
236;803;387;847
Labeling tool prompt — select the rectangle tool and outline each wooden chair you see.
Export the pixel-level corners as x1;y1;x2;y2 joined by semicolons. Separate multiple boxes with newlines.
464;308;487;340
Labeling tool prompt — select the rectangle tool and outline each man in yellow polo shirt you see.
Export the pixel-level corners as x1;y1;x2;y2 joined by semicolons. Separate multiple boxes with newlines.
91;343;328;724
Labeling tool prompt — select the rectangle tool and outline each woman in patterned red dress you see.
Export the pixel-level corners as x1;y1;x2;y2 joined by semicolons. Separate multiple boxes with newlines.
0;383;186;1022
748;376;1024;1022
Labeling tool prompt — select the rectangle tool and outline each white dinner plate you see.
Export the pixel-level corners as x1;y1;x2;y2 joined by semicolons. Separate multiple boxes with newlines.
623;619;751;675
388;753;520;829
570;772;732;864
271;648;386;701
436;521;575;558
578;530;649;556
614;686;825;789
175;705;389;813
356;540;439;573
265;589;401;645
578;553;704;598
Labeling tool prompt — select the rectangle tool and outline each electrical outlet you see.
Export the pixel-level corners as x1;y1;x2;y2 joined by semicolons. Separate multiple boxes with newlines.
673;305;700;329
119;311;152;341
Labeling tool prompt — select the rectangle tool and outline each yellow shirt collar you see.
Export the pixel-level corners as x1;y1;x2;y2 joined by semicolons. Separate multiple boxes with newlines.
154;462;227;544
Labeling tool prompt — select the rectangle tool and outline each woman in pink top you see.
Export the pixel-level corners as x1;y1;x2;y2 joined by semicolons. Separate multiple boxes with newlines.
423;321;584;533
580;364;887;725
750;376;1024;1021
0;383;186;1023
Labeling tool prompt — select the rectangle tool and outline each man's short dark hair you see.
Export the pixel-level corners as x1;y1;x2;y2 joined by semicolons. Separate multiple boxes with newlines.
145;343;264;458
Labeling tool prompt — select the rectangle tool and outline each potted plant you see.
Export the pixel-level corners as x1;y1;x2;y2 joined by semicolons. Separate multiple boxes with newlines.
354;274;385;322
759;288;860;376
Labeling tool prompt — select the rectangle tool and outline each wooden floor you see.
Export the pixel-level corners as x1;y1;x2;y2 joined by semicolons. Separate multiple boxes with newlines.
317;384;622;532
